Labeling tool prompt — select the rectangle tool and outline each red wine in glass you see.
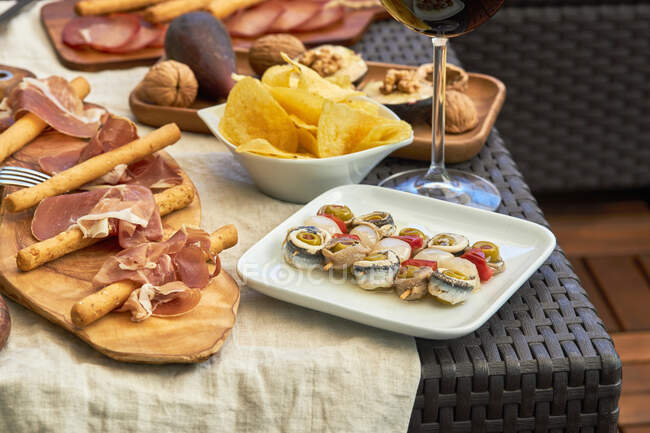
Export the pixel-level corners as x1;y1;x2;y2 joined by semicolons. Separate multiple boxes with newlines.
378;0;505;210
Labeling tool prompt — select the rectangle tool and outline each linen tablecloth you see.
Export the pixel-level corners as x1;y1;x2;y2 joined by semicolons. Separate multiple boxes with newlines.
0;3;421;432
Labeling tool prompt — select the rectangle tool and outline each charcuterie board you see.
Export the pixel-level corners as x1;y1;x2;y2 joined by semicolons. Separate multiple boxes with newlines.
130;54;505;164
0;150;240;364
40;0;386;72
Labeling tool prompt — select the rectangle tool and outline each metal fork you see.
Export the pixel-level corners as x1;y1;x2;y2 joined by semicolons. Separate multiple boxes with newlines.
0;166;50;188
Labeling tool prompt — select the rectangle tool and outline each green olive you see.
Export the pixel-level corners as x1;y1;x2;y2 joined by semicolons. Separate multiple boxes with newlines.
442;269;469;280
399;227;426;242
432;234;455;247
365;252;387;261
472;241;500;262
365;213;384;222
297;232;322;246
319;204;354;222
398;265;419;279
332;241;354;252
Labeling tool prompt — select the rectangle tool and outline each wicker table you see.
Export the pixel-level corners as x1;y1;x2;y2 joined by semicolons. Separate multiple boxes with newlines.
354;22;622;433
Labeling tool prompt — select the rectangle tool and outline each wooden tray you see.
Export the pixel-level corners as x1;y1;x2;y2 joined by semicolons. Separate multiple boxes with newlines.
0;151;240;364
130;55;506;163
40;0;386;72
0;295;9;351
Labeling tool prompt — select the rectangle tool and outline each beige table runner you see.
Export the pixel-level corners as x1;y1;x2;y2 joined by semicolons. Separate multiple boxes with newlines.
0;3;420;432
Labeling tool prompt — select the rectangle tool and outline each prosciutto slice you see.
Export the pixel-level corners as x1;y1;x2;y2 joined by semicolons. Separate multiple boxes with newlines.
62;14;141;52
293;4;344;31
227;1;286;37
3;76;104;138
31;185;163;248
94;226;216;322
268;1;322;32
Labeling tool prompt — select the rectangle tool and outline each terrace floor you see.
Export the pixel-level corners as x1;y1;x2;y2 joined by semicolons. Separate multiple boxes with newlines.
539;189;650;433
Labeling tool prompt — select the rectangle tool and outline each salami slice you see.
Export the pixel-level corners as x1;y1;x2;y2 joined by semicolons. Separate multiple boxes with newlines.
100;18;162;53
62;14;140;51
268;1;322;32
293;4;344;32
227;1;286;38
147;23;168;48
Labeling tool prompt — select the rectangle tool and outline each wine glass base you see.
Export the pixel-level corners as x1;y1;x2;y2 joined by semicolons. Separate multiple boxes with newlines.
378;168;501;211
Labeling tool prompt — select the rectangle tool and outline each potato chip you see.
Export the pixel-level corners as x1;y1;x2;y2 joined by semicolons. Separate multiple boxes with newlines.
268;87;324;126
261;64;298;88
325;74;355;89
219;77;298;153
352;121;413;153
289;115;318;132
342;99;380;116
236;138;314;159
296;128;318;156
281;53;361;102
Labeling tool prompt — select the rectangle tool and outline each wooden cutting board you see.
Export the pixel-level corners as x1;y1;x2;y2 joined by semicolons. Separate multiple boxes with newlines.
0;151;240;364
130;54;505;163
0;295;9;351
40;0;386;72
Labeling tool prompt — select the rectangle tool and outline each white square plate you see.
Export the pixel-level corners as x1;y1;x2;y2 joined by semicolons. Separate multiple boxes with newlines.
237;185;556;339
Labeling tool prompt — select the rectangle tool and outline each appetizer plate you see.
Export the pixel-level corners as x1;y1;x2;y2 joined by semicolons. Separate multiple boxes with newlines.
237;185;556;339
198;98;413;204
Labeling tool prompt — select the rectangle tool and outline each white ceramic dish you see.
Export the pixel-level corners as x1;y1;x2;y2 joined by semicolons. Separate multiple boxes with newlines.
197;99;413;204
237;185;556;339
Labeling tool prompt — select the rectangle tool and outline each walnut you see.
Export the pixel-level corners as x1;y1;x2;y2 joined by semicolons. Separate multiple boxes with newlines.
299;47;344;77
445;90;478;133
137;60;198;108
418;63;469;92
380;69;421;94
249;34;306;76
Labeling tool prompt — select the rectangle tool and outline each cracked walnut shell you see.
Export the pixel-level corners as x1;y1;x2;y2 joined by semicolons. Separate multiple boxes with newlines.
445;90;479;133
138;60;198;108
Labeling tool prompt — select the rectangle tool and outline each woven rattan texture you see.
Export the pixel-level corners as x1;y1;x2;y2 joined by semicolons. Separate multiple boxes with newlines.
448;5;650;193
365;132;622;432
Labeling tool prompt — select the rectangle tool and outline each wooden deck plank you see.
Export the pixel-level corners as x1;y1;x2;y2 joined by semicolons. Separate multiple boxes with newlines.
586;257;650;331
622;363;650;394
612;332;650;363
619;393;650;426
621;425;650;433
569;257;621;332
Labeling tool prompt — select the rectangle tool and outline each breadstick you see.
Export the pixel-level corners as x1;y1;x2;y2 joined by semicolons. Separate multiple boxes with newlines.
70;224;238;328
0;77;90;164
4;123;181;213
143;0;211;23
207;0;264;19
16;183;195;271
75;0;170;16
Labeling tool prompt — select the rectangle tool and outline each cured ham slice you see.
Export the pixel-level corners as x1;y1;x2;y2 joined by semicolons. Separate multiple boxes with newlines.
62;14;140;52
102;18;162;53
78;113;138;162
268;1;323;32
94;227;216;322
227;1;286;38
3;77;104;138
146;23;168;48
293;4;344;31
31;185;163;248
123;154;182;189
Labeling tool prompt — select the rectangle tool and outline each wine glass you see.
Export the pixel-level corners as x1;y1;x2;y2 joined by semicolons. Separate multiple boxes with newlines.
377;0;504;211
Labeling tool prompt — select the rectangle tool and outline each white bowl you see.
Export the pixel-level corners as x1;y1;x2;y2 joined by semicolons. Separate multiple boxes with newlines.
197;99;413;203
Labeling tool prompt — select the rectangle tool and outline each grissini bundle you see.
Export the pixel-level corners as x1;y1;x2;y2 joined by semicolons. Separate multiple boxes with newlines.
4;123;181;213
16;182;195;272
143;0;211;23
75;0;170;16
207;0;264;19
0;77;90;164
70;224;238;328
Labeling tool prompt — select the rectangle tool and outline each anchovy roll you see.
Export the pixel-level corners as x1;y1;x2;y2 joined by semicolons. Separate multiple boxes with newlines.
349;221;381;250
427;232;469;254
394;265;434;301
414;247;454;262
351;211;395;237
282;226;331;270
398;227;428;254
303;215;343;236
371;237;412;263
317;204;354;225
352;250;400;290
471;241;506;275
322;235;370;270
428;257;480;304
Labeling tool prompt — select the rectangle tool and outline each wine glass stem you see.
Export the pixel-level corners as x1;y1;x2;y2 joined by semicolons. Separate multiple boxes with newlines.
425;37;449;183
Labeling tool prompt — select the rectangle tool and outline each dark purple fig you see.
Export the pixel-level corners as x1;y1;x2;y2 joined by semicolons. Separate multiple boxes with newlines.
165;12;236;100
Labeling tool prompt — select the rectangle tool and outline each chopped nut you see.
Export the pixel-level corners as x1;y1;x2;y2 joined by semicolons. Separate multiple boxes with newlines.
299;47;344;77
380;69;421;95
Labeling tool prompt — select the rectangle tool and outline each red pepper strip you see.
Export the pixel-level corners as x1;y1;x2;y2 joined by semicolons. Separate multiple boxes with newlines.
461;248;493;282
322;214;347;233
332;233;360;241
391;235;423;249
402;259;437;270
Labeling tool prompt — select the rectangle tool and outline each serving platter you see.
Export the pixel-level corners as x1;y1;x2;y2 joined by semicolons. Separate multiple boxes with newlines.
41;0;386;71
0;295;9;351
130;53;505;163
237;184;555;339
0;149;240;364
